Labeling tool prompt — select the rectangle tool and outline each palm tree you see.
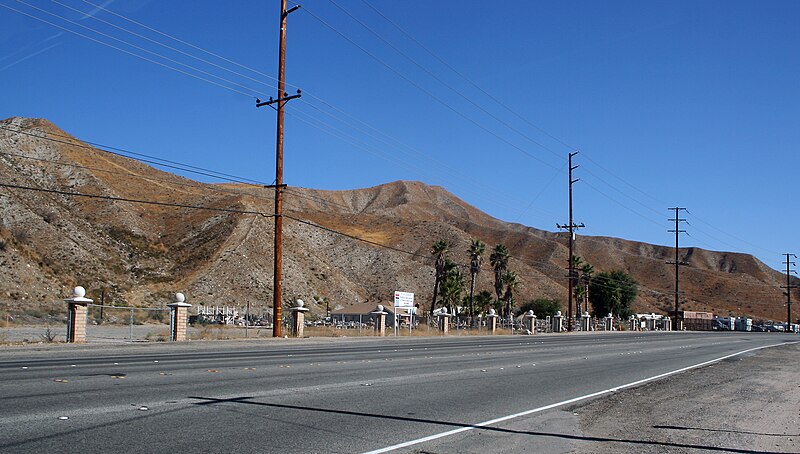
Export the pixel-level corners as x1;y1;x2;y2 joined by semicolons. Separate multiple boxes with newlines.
501;270;520;322
430;239;449;317
571;256;594;314
467;239;486;323
473;290;494;318
439;259;465;316
579;262;595;314
489;244;509;306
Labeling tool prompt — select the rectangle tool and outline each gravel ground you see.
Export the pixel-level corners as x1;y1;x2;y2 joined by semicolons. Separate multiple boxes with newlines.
572;343;800;453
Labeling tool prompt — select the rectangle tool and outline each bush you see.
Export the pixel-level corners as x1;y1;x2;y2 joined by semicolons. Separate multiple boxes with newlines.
516;298;562;317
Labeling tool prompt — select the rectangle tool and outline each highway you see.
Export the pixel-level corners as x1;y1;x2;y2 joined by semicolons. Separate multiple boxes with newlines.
0;332;796;453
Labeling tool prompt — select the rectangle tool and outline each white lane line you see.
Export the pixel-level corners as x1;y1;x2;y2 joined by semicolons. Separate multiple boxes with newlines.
362;341;799;454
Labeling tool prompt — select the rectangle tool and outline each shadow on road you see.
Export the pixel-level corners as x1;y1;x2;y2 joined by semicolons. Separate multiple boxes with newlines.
190;395;784;453
653;424;799;438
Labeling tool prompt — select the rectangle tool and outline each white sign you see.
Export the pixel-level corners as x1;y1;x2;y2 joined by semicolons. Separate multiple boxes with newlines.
393;291;414;308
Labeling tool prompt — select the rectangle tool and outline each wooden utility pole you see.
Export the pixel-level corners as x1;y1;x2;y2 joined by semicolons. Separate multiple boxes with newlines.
668;207;687;330
256;0;301;337
557;152;583;331
781;254;797;329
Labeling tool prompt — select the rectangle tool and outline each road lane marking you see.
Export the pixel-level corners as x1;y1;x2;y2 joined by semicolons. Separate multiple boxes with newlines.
362;341;799;454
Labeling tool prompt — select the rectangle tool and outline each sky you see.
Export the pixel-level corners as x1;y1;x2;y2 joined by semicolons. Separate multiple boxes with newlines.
1;0;799;271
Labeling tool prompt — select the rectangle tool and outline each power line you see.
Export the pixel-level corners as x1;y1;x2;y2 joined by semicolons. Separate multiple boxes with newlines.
0;125;269;185
14;0;268;97
326;0;563;161
78;0;291;88
51;0;280;94
297;4;560;170
0;181;269;216
1;2;258;98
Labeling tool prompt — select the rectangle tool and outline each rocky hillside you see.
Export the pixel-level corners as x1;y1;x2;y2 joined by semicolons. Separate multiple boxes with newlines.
0;117;794;322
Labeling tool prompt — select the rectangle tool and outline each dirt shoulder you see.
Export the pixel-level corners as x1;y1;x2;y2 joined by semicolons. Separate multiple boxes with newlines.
573;343;800;453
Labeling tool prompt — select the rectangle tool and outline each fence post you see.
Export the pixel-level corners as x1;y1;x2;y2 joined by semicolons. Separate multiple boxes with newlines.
581;311;591;332
487;309;499;334
438;309;451;335
524;310;537;335
605;313;614;331
65;286;92;343
168;293;192;341
290;299;309;337
552;311;564;333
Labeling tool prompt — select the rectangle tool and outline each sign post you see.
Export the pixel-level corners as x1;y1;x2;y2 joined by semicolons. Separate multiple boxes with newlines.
393;291;414;336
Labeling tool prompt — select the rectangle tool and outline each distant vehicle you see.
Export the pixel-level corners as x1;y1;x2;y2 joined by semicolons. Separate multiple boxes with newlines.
713;316;735;331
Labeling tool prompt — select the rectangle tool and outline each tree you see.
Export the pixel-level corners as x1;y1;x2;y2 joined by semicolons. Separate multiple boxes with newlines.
439;259;465;315
589;270;638;318
473;290;494;316
501;270;519;320
516;298;562;317
467;239;486;321
489;244;509;305
430;239;449;316
572;257;594;314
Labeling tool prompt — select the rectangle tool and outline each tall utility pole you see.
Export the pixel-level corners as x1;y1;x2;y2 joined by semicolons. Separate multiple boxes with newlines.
256;0;301;337
781;254;797;328
667;207;687;330
557;152;584;331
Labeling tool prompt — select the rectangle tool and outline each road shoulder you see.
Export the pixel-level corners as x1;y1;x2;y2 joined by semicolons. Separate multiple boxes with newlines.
572;342;800;453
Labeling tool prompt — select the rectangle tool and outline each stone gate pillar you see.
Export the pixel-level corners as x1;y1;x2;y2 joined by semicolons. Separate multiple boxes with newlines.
581;311;591;332
438;309;451;334
65;286;92;343
552;311;563;333
487;309;499;334
371;305;388;336
168;293;192;341
524;310;537;335
290;300;310;337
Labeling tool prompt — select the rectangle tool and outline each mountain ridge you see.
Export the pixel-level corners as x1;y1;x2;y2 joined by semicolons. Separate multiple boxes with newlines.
0;117;793;322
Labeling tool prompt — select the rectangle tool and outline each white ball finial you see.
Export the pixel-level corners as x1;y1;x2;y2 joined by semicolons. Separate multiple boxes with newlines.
175;293;186;303
73;286;86;298
488;308;496;315
296;299;305;308
556;310;562;317
376;304;384;312
527;310;535;316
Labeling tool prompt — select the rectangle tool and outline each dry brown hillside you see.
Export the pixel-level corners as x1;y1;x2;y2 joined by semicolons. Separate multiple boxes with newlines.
0;117;794;322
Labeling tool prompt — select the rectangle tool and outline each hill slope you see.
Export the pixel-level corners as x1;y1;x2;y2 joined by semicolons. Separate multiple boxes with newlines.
0;117;793;322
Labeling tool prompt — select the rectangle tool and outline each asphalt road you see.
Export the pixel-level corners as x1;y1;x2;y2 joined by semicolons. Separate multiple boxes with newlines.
0;332;796;453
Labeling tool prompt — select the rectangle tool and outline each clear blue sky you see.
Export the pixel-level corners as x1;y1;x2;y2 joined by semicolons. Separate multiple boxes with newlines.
1;0;798;270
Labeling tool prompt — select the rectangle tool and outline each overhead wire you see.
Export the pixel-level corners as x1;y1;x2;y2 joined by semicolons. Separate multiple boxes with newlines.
12;0;268;98
0;182;269;216
296;3;560;170
356;0;783;261
7;0;781;269
78;0;290;88
0;125;269;185
50;0;281;94
49;0;564;222
0;2;257;98
326;0;563;161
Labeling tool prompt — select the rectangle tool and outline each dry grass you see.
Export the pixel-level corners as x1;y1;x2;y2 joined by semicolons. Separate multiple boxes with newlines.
301;325;512;338
145;329;170;342
189;325;273;341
